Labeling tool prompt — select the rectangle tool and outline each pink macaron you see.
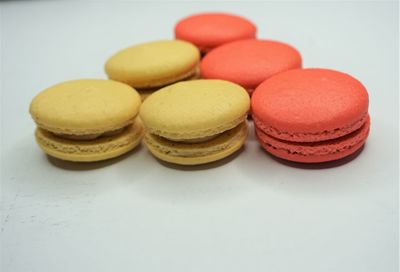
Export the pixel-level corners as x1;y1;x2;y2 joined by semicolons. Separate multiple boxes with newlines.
200;39;302;95
175;12;257;53
251;68;370;163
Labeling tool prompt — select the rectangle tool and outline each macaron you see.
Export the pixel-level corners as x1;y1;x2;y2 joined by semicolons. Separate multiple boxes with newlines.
139;79;250;165
175;12;257;54
251;68;370;163
105;40;200;100
200;39;302;95
29;79;143;162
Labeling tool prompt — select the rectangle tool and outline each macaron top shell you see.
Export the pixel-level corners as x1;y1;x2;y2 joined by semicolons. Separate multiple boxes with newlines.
139;79;250;140
251;68;369;142
175;13;256;51
30;79;141;135
200;39;302;90
105;40;200;88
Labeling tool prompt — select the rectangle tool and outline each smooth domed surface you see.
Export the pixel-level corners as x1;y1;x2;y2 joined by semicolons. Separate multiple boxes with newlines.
175;13;256;52
30;79;141;135
140;79;250;140
201;39;302;91
105;40;200;88
251;68;369;142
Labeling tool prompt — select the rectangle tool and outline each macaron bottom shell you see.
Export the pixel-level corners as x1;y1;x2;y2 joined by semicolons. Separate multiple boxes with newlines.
35;119;143;162
144;121;248;165
256;117;370;163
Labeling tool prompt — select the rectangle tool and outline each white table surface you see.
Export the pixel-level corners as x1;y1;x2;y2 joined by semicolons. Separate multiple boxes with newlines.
1;1;398;272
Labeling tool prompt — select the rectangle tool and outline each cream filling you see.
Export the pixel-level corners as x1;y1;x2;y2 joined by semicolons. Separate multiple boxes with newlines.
253;112;369;141
52;127;126;141
168;134;219;143
161;129;226;143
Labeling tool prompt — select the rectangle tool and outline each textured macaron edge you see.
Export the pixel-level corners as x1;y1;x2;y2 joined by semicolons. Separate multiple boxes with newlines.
255;116;370;163
144;121;248;165
252;111;369;143
145;114;247;141
133;64;200;89
32;116;138;136
35;119;143;162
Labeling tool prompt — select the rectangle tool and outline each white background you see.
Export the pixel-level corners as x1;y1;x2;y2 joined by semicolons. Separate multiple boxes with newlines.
1;1;398;272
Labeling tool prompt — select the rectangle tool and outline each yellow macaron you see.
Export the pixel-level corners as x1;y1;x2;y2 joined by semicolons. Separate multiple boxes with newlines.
105;40;200;99
29;79;143;162
139;79;250;165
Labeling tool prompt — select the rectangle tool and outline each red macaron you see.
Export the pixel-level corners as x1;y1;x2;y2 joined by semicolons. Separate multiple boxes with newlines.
200;39;302;95
251;68;370;163
175;12;257;53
